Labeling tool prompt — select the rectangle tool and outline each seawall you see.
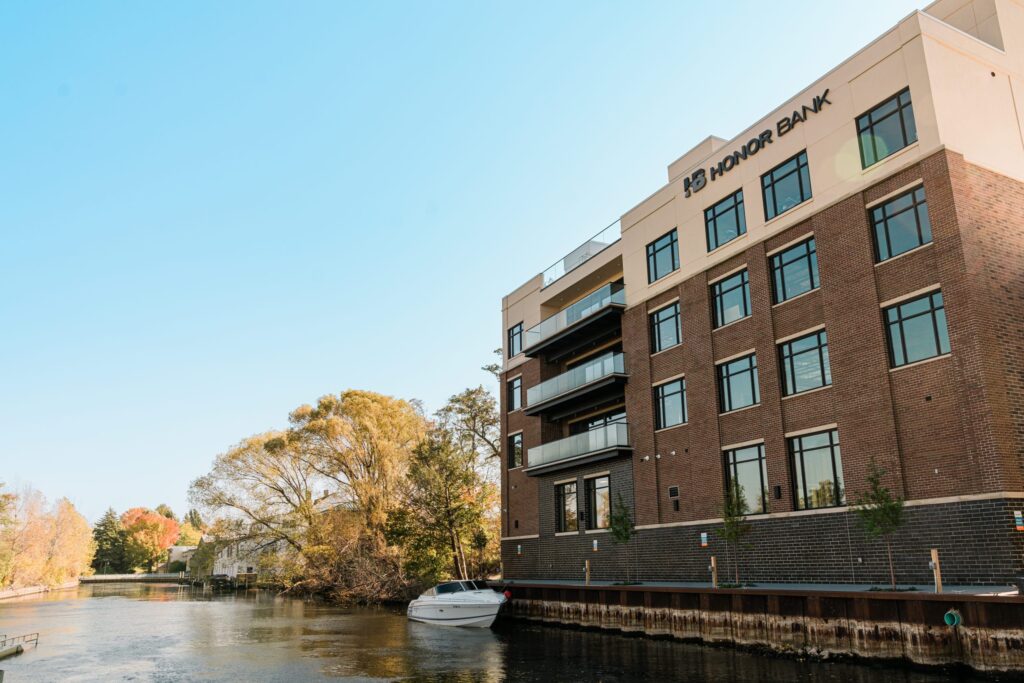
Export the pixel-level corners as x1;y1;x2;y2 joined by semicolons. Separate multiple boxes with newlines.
503;583;1024;673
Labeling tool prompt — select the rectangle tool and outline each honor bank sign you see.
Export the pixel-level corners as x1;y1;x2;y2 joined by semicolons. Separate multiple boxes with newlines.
683;90;832;198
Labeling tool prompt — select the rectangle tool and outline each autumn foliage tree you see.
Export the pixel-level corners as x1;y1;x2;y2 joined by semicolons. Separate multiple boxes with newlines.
121;508;180;571
0;484;94;588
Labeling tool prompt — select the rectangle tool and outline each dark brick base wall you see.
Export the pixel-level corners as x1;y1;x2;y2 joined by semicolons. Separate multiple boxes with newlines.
502;497;1024;585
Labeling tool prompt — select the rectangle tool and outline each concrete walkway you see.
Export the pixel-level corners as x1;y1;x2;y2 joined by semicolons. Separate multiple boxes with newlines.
498;578;1020;596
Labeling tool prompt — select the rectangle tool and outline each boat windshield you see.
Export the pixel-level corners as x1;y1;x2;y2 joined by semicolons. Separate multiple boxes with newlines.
466;580;490;590
435;581;467;594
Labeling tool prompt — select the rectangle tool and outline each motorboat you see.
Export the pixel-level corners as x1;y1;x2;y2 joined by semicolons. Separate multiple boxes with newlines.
407;580;507;628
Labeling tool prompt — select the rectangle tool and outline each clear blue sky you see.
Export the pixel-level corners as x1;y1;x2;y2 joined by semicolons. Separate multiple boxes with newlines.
0;0;925;522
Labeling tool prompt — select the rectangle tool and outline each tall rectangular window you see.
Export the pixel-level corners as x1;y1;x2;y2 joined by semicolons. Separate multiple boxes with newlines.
507;322;523;358
724;444;768;515
857;88;917;168
790;429;844;510
762;150;811;220
705;189;746;251
872;186;932;262
507;433;523;469
555;482;578;532
778;330;831;396
711;269;751;328
718;353;759;412
646;229;679;283
885;290;950;367
654;378;687;429
507;376;522;411
585;476;611;530
650;302;681;353
771;237;819;303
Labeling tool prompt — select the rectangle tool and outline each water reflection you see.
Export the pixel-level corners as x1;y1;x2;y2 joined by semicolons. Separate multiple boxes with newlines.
0;584;988;682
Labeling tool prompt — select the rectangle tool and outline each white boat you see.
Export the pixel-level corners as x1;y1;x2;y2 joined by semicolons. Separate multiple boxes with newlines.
407;580;507;628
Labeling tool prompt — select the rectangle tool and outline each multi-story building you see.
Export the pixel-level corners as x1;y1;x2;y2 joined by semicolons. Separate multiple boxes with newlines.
500;0;1024;585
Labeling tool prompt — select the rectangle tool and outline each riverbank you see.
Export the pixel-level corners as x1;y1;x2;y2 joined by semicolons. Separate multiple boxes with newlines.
503;582;1024;675
0;580;78;601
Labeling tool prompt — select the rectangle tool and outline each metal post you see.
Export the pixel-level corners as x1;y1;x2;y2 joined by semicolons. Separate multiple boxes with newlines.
931;548;943;594
710;556;718;589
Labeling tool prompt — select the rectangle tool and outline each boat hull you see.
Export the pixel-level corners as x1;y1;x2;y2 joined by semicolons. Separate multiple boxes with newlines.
407;599;502;628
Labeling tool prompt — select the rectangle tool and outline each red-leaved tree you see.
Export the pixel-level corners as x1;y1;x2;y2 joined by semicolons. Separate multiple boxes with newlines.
120;508;180;572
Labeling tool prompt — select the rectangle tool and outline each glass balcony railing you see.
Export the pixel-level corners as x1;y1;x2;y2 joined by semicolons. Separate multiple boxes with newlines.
542;220;621;288
526;422;630;470
523;282;625;351
526;352;626;408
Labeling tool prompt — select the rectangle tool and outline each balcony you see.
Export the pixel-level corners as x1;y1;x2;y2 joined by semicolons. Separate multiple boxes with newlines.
542;220;621;288
524;352;628;419
523;282;625;361
524;422;632;476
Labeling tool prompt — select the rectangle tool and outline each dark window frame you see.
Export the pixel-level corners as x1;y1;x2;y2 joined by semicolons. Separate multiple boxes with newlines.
723;444;769;515
790;429;845;510
646;229;680;283
649;302;682;353
506;376;522;411
555;481;578;533
718;353;760;413
654;378;687;429
884;290;950;368
770;237;819;304
711;269;751;328
705;189;747;251
857;87;917;168
585;476;611;530
871;186;932;262
778;329;831;396
507;322;523;358
507;432;523;469
762;150;812;220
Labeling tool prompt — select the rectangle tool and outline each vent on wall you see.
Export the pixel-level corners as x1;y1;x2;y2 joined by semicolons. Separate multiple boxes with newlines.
668;486;680;499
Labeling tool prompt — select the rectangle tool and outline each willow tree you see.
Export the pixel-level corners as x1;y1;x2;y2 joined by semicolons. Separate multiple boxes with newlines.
288;390;427;537
189;431;336;559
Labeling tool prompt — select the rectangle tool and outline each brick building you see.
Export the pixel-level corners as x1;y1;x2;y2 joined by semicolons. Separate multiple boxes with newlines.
500;0;1024;585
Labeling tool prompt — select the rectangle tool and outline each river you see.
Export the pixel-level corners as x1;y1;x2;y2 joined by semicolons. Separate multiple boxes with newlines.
0;584;992;682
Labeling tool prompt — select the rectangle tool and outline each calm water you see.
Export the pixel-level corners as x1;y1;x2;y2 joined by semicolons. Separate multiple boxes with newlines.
0;584;992;682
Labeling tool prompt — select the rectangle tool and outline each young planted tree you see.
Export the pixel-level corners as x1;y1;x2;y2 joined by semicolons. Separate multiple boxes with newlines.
720;483;752;586
854;459;905;590
608;493;637;584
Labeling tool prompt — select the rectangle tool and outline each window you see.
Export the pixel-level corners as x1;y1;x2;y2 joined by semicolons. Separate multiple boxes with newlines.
507;322;523;358
507;376;522;411
646;229;679;283
705;189;747;251
884;290;950;367
650;302;681;353
771;237;818;304
555;482;578;533
857;88;917;168
654;378;687;429
872;186;932;262
585;476;611;529
779;330;831;396
507;433;523;468
570;408;626;435
718;354;759;413
724;444;768;514
762;151;812;220
711;270;751;328
790;430;845;510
